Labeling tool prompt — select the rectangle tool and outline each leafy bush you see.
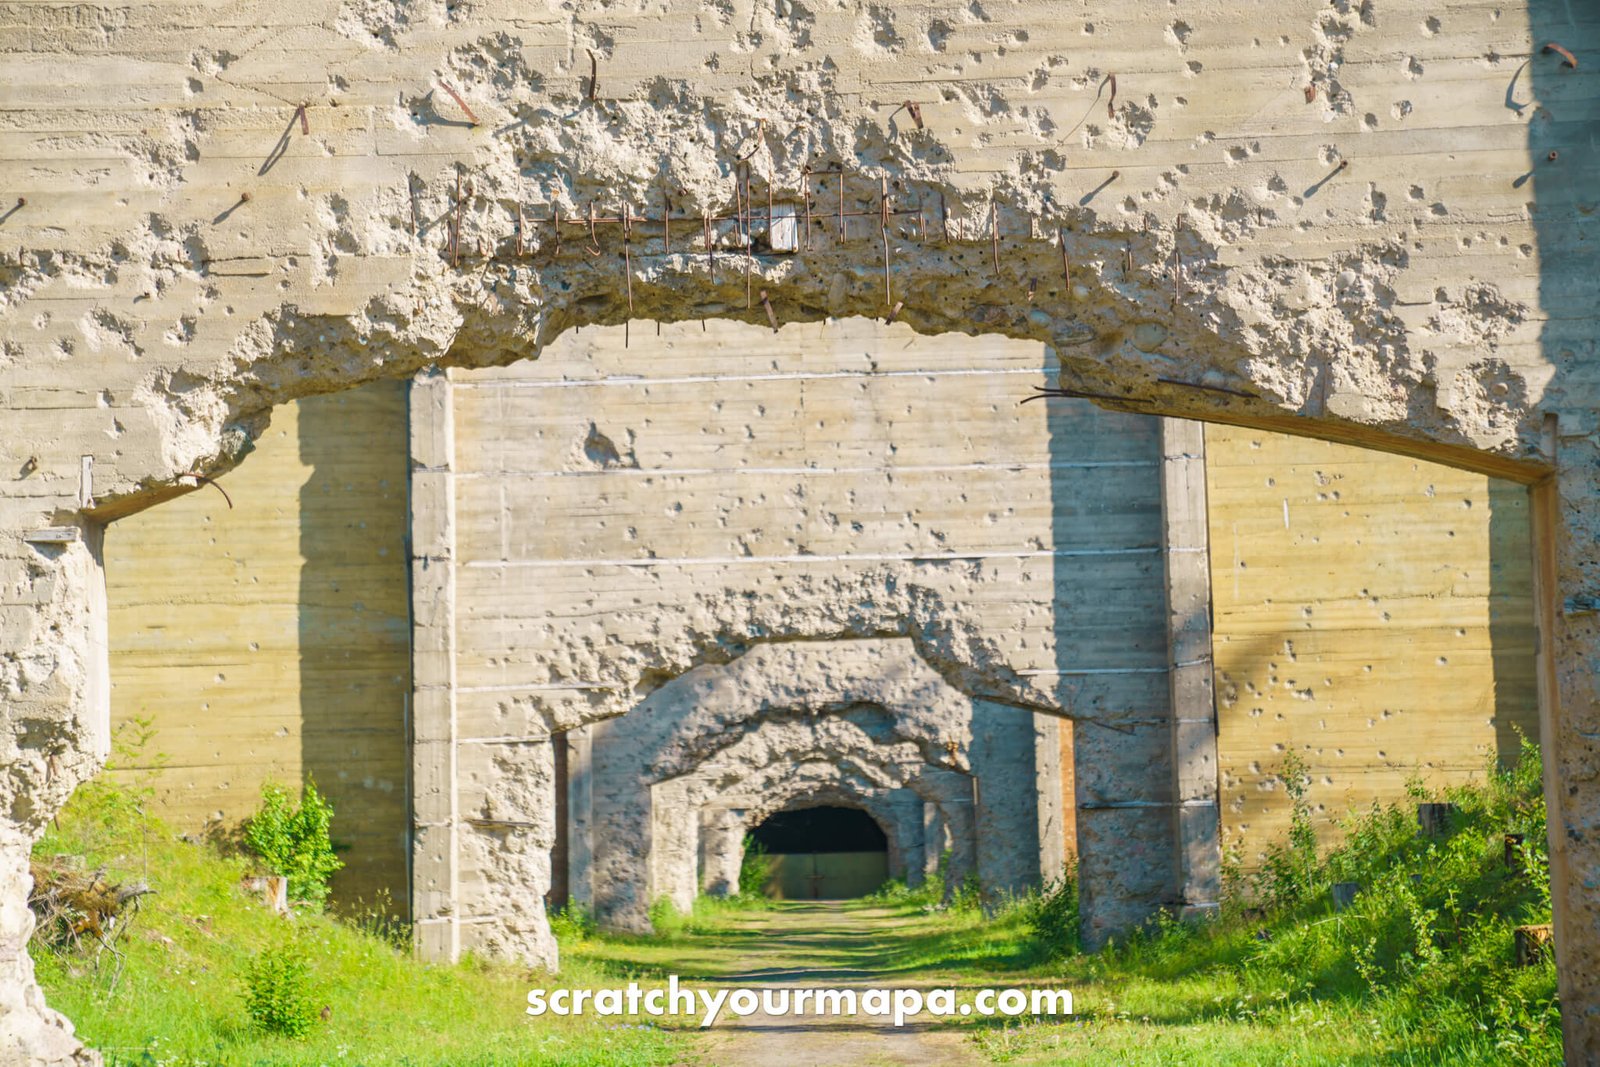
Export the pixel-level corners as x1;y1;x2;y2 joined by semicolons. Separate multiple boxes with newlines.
243;780;343;907
242;942;320;1038
737;836;773;899
1022;870;1079;960
549;903;598;942
1255;750;1319;907
647;896;687;937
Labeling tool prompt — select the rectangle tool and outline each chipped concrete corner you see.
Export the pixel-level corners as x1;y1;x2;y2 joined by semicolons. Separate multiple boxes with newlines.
1;1;1597;1062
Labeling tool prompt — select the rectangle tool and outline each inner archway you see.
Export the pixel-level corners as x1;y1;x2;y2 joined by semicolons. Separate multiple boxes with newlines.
749;805;890;901
2;3;1590;1054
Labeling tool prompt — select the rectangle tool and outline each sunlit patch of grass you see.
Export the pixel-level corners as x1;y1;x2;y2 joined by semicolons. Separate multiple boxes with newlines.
30;772;684;1067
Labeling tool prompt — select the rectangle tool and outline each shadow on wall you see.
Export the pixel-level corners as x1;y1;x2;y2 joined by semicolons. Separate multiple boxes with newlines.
297;381;413;911
1044;351;1173;945
1488;480;1539;765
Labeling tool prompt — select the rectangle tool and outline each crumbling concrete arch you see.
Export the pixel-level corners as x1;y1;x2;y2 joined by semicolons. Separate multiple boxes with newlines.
643;638;999;778
585;637;1047;930
703;756;971;902
670;736;984;907
2;2;1597;1060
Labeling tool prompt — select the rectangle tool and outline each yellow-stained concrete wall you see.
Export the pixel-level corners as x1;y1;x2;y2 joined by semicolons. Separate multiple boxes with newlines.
1206;425;1538;869
104;380;412;906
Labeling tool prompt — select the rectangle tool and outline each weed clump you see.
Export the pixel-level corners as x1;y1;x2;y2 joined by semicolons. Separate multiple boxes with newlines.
242;941;322;1038
243;779;343;907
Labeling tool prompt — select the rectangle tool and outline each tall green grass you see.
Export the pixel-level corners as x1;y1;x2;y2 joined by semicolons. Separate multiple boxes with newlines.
29;757;684;1067
982;738;1560;1065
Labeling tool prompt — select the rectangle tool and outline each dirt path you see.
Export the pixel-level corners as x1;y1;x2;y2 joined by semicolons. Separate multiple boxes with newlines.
696;903;981;1067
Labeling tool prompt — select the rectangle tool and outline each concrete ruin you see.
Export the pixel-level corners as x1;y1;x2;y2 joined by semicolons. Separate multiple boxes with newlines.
411;322;1157;962
1;1;1595;1061
580;638;1057;925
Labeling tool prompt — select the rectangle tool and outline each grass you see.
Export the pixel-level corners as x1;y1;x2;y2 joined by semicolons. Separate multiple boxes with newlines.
569;739;1560;1065
970;741;1562;1064
29;769;686;1067
32;735;1561;1065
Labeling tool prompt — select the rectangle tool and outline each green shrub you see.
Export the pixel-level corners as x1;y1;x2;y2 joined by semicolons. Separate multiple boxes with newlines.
947;871;983;914
737;836;773;899
1255;751;1319;907
243;780;343;907
647;896;687;937
549;903;598;942
1023;870;1079;959
242;942;320;1038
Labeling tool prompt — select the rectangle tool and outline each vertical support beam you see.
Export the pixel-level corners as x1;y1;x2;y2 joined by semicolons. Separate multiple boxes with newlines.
1161;418;1221;918
548;733;569;910
886;788;926;885
1033;713;1067;884
921;800;944;883
1530;415;1576;1058
700;806;746;896
566;724;594;909
408;368;458;961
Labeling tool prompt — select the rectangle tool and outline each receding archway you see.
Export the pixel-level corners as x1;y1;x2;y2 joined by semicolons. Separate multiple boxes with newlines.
3;5;1593;1058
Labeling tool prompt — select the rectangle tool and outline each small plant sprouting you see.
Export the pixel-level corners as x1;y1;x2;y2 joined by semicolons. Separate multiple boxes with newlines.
243;779;343;908
242;941;321;1038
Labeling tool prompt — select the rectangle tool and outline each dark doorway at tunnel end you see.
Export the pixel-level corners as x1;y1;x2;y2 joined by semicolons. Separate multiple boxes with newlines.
750;806;890;900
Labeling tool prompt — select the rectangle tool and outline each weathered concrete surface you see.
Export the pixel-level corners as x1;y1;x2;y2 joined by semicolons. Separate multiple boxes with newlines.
102;380;412;906
1;1;1597;1061
1207;423;1542;868
425;324;1173;951
581;638;1047;931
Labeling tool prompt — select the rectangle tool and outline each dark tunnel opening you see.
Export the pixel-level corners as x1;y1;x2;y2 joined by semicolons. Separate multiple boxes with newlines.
748;805;890;899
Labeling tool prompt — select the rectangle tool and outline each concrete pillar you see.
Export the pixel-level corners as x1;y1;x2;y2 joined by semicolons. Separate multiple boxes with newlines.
455;738;558;969
566;725;594;910
921;801;944;885
649;779;699;915
886;788;925;885
1033;713;1067;884
408;368;459;961
1161;418;1221;918
942;790;978;904
700;806;746;896
971;705;1043;904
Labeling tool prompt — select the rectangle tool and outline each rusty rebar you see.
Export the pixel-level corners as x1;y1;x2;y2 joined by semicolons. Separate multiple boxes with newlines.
439;81;478;126
880;176;892;306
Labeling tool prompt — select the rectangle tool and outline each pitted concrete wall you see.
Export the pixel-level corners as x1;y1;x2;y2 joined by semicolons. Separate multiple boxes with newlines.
429;321;1173;946
1206;423;1541;867
2;2;1598;1061
102;380;411;906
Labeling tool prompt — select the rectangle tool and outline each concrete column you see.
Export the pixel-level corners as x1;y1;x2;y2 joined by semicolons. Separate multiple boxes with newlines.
455;738;558;969
971;705;1043;905
1160;418;1221;918
921;801;945;884
886;788;925;885
408;368;459;961
649;779;699;915
1033;713;1067;884
566;725;594;910
941;791;978;904
700;806;746;896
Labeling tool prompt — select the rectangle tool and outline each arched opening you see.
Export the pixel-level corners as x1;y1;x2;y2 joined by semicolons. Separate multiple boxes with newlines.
0;1;1590;1057
749;805;890;900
